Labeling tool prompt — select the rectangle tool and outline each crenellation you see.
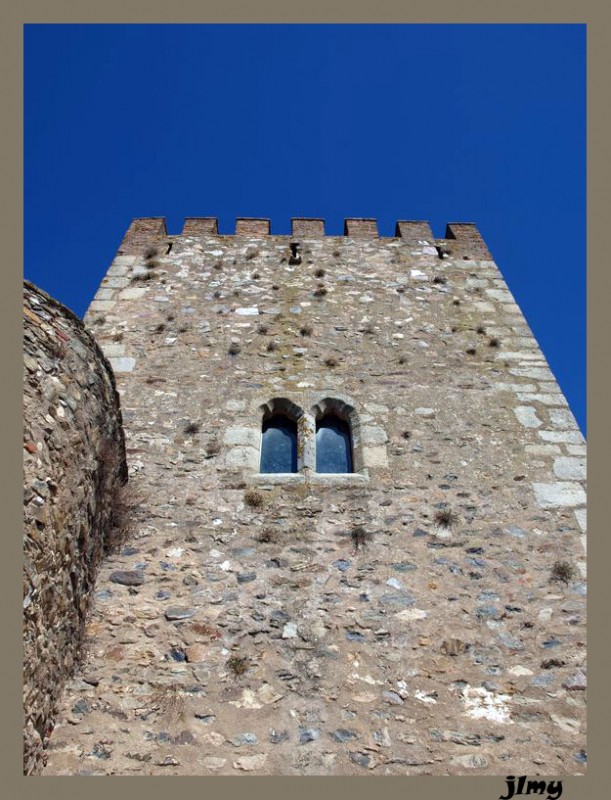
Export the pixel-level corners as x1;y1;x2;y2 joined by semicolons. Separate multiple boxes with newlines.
235;217;271;236
182;217;219;235
118;217;168;255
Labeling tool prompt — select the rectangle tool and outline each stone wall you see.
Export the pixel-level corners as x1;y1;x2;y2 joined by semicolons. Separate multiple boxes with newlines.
23;281;127;774
42;219;586;776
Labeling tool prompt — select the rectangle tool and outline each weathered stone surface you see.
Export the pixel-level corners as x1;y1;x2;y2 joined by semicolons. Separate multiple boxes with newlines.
233;754;268;771
109;357;136;373
553;456;586;481
38;220;586;778
110;570;144;586
532;482;587;508
23;281;127;775
164;606;196;620
514;406;542;428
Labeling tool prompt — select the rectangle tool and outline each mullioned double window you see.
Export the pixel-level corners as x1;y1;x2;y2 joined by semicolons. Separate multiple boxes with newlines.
259;397;357;475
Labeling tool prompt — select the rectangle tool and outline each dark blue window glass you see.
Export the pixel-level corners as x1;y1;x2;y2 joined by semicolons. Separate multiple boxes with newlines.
260;415;298;473
316;415;353;473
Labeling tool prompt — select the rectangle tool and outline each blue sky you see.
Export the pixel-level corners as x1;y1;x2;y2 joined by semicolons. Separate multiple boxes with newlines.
24;24;586;433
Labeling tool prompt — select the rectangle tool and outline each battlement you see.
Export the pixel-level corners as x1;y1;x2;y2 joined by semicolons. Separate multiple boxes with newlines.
118;217;492;259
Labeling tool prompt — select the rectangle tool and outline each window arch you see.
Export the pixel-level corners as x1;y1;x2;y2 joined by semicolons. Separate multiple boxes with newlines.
316;414;353;473
311;397;359;474
259;398;303;474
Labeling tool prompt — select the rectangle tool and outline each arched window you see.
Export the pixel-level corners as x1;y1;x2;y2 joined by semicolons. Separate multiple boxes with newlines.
316;414;353;473
259;398;303;474
260;415;298;473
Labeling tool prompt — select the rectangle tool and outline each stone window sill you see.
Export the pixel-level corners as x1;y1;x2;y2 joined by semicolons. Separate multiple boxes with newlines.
252;472;369;485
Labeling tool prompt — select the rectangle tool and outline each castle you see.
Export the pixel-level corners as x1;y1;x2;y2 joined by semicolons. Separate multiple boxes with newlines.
23;217;587;775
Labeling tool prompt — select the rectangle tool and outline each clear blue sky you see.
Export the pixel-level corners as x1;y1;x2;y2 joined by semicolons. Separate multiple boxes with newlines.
24;24;586;433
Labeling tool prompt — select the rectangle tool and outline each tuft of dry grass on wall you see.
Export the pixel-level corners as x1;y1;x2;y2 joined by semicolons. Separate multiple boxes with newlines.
104;481;143;555
244;488;264;508
130;271;155;283
350;524;372;551
550;560;575;585
324;356;338;367
149;683;187;727
299;325;313;337
434;508;458;529
226;655;249;676
183;422;200;435
256;528;279;544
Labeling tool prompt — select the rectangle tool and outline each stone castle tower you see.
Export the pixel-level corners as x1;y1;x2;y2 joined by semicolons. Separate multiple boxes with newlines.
35;216;586;775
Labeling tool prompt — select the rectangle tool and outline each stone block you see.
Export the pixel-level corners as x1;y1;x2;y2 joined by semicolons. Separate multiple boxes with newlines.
119;287;147;301
553;457;586;481
223;428;260;447
532;482;587;509
514;406;542;428
225;446;259;470
109;357;136;373
362;445;389;468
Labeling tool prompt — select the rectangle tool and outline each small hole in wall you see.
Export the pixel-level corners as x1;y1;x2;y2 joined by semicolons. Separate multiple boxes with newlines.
166;242;173;255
